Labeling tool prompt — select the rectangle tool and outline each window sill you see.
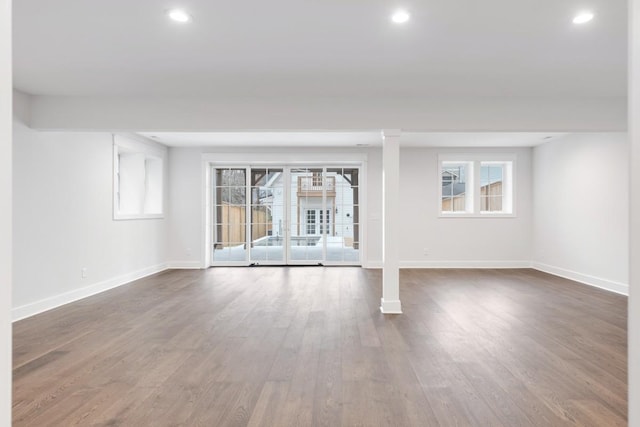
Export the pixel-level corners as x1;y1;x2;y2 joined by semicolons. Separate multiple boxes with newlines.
114;213;164;221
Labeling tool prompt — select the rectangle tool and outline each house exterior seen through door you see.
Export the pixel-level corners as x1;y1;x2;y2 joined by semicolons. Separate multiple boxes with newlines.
212;166;361;266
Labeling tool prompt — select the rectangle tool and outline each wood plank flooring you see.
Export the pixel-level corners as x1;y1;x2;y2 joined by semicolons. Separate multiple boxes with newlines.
12;268;628;426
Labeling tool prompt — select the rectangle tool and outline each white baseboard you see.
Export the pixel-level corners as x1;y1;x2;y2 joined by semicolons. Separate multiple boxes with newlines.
380;298;402;314
363;261;383;269
167;261;203;269
365;260;531;269
400;260;532;269
531;262;628;296
12;263;169;322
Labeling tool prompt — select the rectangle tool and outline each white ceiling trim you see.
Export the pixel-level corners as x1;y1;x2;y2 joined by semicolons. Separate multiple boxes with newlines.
138;131;571;148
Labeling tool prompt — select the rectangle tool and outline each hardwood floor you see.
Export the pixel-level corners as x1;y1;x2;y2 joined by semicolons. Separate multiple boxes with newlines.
12;268;627;426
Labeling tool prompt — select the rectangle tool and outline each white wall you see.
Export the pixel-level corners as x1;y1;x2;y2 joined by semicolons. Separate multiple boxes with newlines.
397;147;533;267
532;133;629;294
629;0;639;423
167;147;203;268
366;149;383;266
167;146;533;268
167;147;382;268
12;118;169;319
0;0;12;422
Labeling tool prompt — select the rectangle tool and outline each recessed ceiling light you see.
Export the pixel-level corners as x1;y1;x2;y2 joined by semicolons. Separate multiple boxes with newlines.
391;10;410;24
573;11;594;24
167;9;192;23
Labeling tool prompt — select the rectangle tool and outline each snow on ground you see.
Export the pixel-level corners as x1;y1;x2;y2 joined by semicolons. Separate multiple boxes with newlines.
213;235;359;263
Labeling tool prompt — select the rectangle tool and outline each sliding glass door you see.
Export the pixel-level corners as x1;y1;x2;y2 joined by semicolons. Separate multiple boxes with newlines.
249;168;285;264
325;167;360;263
211;165;361;266
289;167;325;264
212;168;247;264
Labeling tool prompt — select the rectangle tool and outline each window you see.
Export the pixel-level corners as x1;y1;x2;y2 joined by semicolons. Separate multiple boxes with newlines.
439;155;514;217
305;209;332;235
312;172;323;187
113;135;165;220
306;210;316;234
319;209;330;234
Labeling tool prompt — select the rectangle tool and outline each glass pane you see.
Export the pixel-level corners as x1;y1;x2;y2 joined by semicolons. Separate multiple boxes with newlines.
263;234;282;261
325;169;340;201
442;194;466;213
344;224;360;262
489;196;503;212
213;240;246;262
481;196;504;212
216;204;246;225
216;187;247;204
216;168;246;186
251;168;268;187
271;205;284;237
481;165;503;191
289;222;306;261
250;247;267;261
481;196;489;211
229;187;246;205
251;222;269;242
326;234;343;262
251;205;270;228
324;224;359;263
249;167;285;263
489;165;503;184
442;163;467;212
295;168;324;194
213;244;229;262
289;222;322;261
480;165;490;187
215;223;246;247
481;165;503;211
227;242;247;262
215;187;229;204
341;184;356;210
215;205;228;224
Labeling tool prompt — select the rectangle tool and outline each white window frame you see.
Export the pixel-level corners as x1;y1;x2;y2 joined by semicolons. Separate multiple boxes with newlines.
113;134;166;220
438;153;516;218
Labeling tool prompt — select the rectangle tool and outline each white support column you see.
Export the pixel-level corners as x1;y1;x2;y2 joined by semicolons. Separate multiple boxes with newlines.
381;129;402;314
629;0;639;424
0;0;12;424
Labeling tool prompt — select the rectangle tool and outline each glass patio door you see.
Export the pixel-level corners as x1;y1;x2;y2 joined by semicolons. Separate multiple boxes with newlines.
248;168;285;264
325;167;360;263
211;165;361;266
288;167;325;264
212;168;248;264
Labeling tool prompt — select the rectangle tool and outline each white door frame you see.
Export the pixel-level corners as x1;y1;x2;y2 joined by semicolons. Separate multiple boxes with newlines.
202;152;367;267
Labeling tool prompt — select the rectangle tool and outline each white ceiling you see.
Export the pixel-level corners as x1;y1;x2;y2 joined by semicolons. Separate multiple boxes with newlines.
13;0;626;98
138;131;569;148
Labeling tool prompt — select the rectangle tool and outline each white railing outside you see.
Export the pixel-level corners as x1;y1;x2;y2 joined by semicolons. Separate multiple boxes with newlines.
298;176;336;192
